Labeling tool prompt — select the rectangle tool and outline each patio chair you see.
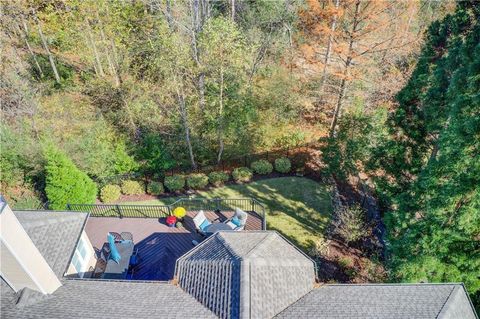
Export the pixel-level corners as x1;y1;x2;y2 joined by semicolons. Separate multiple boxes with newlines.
225;208;248;231
129;248;140;267
101;243;111;260
193;210;212;235
92;257;107;278
110;232;123;243
120;232;133;242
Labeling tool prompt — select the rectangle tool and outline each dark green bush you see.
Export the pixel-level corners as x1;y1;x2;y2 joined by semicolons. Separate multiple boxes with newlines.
186;173;209;189
232;167;253;183
250;159;273;175
147;181;164;195
274;157;291;173
136;133;175;174
208;171;229;187
164;175;185;192
120;180;144;195
100;184;121;203
44;146;97;209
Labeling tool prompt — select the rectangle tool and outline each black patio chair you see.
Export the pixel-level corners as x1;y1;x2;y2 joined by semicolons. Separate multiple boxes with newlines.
101;242;111;260
92;258;107;278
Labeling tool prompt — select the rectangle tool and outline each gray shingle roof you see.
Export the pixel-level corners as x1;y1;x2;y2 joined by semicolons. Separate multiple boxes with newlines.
1;210;216;319
175;231;316;319
1;279;217;319
1;210;477;319
274;284;478;319
13;210;88;277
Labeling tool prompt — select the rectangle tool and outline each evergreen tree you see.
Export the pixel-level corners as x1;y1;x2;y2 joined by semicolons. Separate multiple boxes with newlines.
372;2;480;307
44;146;97;210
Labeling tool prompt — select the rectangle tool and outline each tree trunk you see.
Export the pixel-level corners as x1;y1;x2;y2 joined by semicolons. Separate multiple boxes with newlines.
329;0;361;138
217;67;225;164
35;18;60;83
96;8;120;86
110;39;123;85
329;73;348;138
319;0;340;94
175;79;197;169
179;93;197;169
190;0;207;112
18;21;44;78
231;0;235;21
198;73;206;111
171;70;196;169
85;18;105;77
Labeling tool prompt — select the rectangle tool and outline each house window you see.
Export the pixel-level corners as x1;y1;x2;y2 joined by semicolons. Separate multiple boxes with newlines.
71;236;90;276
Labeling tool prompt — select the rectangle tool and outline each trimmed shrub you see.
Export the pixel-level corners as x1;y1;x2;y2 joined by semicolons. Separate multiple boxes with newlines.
100;184;121;203
250;159;273;175
147;181;164;195
164;175;185;192
44;146;97;210
121;180;144;195
274;157;291;173
232;167;253;183
208;171;229;187
186;173;209;189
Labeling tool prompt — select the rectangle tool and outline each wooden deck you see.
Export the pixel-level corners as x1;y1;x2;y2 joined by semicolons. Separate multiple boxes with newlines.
84;210;263;281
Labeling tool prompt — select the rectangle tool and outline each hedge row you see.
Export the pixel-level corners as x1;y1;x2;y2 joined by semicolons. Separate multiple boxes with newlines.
99;157;291;202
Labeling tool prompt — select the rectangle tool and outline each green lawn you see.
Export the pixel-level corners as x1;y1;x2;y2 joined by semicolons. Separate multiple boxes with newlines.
126;177;333;251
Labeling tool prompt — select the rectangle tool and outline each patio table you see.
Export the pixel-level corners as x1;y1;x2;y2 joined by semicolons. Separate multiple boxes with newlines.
205;222;232;235
102;241;135;280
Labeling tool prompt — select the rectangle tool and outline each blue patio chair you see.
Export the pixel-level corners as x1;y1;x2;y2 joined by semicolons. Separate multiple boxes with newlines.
224;208;248;231
193;210;212;235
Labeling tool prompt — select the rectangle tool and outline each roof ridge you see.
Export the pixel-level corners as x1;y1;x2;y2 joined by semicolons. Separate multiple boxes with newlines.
216;233;241;258
242;232;273;258
435;285;458;319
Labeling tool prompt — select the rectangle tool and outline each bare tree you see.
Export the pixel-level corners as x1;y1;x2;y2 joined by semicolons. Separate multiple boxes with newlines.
95;7;120;86
216;64;225;164
329;0;360;138
84;17;105;77
34;14;60;83
173;71;197;169
16;19;44;78
319;0;340;95
190;0;210;113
